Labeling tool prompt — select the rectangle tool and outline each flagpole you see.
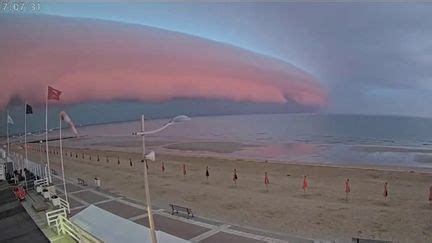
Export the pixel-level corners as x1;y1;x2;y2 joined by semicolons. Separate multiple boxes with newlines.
6;110;10;161
59;114;68;205
24;104;28;168
24;103;28;191
45;87;52;184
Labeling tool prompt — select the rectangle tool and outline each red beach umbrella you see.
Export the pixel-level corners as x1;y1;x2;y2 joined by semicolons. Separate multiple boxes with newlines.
429;186;432;203
345;178;351;201
264;172;270;191
302;175;308;194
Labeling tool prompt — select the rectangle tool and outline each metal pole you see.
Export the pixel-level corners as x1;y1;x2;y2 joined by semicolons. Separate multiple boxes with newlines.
45;88;52;184
142;115;157;243
24;104;27;168
59;116;68;204
24;103;28;191
6;110;10;158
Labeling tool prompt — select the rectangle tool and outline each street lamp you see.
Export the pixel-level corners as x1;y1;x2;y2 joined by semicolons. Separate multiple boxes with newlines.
133;115;190;243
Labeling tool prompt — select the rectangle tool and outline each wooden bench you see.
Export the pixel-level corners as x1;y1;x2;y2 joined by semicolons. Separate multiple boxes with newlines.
77;178;88;186
169;204;193;218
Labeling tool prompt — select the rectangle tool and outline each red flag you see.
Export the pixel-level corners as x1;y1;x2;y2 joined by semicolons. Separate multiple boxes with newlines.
48;86;62;100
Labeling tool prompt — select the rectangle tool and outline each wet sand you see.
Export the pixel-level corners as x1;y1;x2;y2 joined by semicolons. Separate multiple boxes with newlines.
16;141;432;242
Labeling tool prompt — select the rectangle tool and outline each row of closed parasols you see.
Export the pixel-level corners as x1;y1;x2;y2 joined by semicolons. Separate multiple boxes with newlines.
32;146;432;203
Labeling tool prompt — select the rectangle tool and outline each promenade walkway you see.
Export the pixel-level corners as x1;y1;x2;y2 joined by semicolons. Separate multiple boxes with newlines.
50;174;316;243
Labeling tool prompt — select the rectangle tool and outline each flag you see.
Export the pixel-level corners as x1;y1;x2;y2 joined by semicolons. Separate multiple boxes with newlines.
48;86;62;100
60;111;78;135
26;104;33;114
7;115;14;125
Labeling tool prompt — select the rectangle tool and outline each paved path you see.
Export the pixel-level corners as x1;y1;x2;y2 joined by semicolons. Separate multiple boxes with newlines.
50;174;315;243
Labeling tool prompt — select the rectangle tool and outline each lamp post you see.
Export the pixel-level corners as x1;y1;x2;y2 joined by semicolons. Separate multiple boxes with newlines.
39;140;44;179
133;115;190;243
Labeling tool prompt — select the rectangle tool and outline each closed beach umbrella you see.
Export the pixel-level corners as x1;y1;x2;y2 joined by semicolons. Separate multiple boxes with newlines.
233;169;238;184
264;172;269;191
302;175;308;194
345;178;351;201
183;164;186;176
429;186;432;203
206;166;209;181
383;182;388;200
162;162;165;172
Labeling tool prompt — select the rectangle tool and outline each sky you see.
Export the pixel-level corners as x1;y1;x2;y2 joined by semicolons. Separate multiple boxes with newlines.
1;2;432;133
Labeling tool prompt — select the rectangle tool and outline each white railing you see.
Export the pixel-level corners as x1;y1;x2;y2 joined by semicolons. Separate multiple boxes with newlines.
46;207;66;227
56;215;101;243
58;196;70;214
34;178;49;187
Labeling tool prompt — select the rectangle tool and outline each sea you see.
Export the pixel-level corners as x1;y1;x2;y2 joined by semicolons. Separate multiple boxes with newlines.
78;114;432;170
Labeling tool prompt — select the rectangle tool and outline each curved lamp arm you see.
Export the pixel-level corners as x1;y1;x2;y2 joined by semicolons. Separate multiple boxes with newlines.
133;122;173;136
132;115;190;136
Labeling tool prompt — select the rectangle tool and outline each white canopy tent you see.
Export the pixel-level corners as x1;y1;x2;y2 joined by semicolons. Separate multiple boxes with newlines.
71;205;189;243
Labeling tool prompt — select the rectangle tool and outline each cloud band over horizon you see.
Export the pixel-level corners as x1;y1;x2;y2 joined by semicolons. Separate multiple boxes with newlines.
0;15;327;110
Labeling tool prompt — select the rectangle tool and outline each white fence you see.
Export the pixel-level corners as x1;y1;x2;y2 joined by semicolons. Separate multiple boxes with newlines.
56;214;101;242
46;207;67;227
59;196;71;214
34;178;49;187
9;151;48;179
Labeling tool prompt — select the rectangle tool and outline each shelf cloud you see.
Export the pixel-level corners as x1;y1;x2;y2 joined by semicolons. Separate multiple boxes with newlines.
0;15;326;110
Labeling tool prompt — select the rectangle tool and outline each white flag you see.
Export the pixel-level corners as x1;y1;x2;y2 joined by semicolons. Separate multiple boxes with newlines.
7;115;14;125
60;111;78;135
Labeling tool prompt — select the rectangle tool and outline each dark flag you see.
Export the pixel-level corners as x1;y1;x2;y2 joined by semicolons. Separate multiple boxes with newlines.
26;104;33;114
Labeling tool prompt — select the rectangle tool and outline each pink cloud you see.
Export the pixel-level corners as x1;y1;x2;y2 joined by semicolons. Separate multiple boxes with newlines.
0;15;327;109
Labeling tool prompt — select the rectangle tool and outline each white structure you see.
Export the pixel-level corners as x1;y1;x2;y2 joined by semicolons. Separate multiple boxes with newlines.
71;205;189;243
0;158;5;181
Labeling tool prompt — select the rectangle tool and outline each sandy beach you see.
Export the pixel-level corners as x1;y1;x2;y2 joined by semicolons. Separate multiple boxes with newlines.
15;139;432;242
